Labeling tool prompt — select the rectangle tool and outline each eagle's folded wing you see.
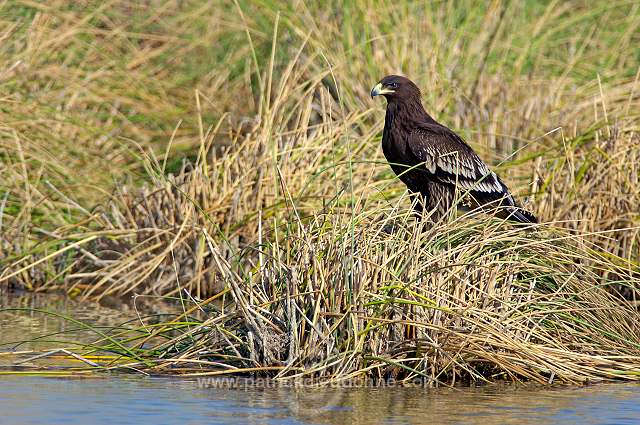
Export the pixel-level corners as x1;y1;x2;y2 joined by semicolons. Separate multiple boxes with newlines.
407;123;536;223
408;124;508;195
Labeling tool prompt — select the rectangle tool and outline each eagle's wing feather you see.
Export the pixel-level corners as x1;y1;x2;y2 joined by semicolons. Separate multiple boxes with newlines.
407;124;510;198
406;123;536;223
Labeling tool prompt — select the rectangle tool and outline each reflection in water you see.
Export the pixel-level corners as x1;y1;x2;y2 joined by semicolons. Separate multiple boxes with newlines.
1;292;640;424
0;291;180;352
1;377;639;425
283;384;640;424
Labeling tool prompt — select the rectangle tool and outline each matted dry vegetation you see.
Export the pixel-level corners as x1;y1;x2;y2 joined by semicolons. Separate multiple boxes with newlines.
1;0;640;385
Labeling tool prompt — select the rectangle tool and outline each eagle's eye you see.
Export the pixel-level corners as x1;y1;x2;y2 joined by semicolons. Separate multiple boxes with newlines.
390;82;399;89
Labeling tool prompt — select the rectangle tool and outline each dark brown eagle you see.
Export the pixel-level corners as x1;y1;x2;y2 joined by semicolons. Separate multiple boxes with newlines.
371;75;537;224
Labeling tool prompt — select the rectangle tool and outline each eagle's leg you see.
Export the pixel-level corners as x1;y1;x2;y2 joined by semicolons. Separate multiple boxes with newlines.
420;182;455;223
408;190;443;223
407;190;430;218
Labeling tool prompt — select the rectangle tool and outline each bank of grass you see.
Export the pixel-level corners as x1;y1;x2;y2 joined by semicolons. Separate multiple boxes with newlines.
1;0;640;385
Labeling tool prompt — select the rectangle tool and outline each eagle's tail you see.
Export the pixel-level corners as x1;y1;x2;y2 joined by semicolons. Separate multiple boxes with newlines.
502;206;538;224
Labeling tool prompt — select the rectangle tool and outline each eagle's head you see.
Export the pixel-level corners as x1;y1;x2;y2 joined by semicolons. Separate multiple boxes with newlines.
371;75;421;102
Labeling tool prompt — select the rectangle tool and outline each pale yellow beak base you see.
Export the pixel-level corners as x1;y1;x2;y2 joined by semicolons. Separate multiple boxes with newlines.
371;82;395;98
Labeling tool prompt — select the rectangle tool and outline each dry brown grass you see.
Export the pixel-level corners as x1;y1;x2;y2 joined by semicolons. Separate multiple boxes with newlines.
1;0;640;385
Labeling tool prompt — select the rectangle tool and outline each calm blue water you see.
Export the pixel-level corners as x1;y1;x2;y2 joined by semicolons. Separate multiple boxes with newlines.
1;376;639;425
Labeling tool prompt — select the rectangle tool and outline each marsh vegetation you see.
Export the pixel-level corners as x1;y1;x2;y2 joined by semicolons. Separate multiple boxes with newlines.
1;0;639;386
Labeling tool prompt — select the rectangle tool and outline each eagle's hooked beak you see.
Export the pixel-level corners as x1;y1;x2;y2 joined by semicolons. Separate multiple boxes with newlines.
371;82;394;98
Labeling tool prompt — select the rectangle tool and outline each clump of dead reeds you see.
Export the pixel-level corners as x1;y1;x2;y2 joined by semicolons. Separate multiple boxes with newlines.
10;204;640;385
150;210;640;385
